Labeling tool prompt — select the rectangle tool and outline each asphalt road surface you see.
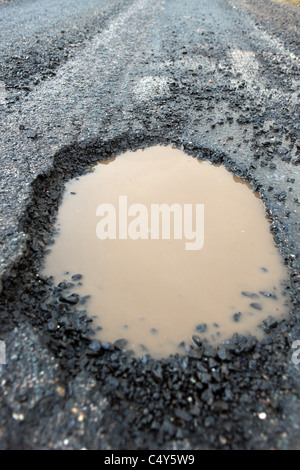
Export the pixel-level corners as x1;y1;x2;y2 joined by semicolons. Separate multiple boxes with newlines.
0;0;299;450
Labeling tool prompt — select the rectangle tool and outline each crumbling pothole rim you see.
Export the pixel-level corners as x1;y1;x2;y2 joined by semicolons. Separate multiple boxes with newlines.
0;132;299;451
0;131;298;363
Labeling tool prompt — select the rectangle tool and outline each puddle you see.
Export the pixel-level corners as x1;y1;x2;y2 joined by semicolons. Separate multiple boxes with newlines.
42;145;290;358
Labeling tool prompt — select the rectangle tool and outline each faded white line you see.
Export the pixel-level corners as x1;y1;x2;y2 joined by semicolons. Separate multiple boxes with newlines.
0;81;7;105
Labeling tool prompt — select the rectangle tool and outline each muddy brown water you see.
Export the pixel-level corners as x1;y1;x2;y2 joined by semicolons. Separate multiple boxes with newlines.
42;145;289;358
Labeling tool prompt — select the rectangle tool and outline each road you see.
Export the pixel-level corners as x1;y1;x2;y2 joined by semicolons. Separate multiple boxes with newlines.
0;0;299;450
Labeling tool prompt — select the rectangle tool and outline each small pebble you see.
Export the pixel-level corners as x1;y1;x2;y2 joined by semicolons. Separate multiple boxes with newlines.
259;291;277;300
233;312;242;322
242;291;259;299
250;302;262;311
195;323;207;333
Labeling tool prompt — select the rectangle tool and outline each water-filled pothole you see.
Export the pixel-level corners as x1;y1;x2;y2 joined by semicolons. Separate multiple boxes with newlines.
42;145;289;358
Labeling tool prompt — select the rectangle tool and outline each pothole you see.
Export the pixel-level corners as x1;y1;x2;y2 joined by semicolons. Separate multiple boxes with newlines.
41;145;290;359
